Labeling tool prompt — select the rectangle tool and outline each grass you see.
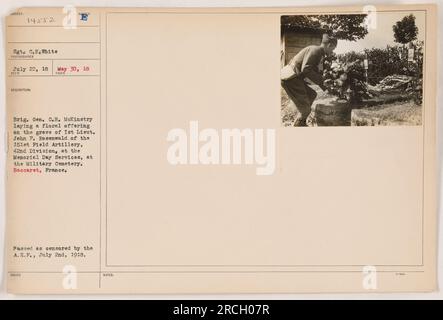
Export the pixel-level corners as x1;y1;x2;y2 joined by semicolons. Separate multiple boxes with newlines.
281;87;422;127
351;100;422;126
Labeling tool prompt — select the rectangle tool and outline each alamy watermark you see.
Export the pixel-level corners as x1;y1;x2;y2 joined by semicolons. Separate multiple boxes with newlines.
362;265;377;290
166;121;276;176
62;264;77;290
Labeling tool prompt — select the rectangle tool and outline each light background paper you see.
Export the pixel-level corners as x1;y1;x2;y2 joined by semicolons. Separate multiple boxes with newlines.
0;0;442;299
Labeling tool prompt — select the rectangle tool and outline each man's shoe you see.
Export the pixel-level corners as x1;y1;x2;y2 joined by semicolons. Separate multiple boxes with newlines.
293;117;307;127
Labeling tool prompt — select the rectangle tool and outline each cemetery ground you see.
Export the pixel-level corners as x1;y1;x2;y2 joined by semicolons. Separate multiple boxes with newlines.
281;78;422;127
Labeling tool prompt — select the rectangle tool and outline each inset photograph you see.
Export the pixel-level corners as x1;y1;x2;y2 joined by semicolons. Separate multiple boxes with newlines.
280;12;425;126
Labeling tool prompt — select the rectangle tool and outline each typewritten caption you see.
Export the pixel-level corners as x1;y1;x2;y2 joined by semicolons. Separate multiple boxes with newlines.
12;116;95;174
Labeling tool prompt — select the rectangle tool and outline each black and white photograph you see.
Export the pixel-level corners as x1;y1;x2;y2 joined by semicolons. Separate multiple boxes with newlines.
281;11;425;127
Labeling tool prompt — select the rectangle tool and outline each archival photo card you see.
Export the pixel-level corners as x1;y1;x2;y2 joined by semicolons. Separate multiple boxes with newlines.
281;11;425;127
5;5;437;294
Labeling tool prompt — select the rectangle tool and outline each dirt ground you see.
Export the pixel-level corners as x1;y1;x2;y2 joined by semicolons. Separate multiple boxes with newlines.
281;89;295;126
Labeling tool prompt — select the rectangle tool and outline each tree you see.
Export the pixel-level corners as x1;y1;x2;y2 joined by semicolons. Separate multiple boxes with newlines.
281;14;368;41
393;14;418;44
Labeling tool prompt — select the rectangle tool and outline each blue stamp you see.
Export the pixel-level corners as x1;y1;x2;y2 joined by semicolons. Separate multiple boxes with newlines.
79;13;89;22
